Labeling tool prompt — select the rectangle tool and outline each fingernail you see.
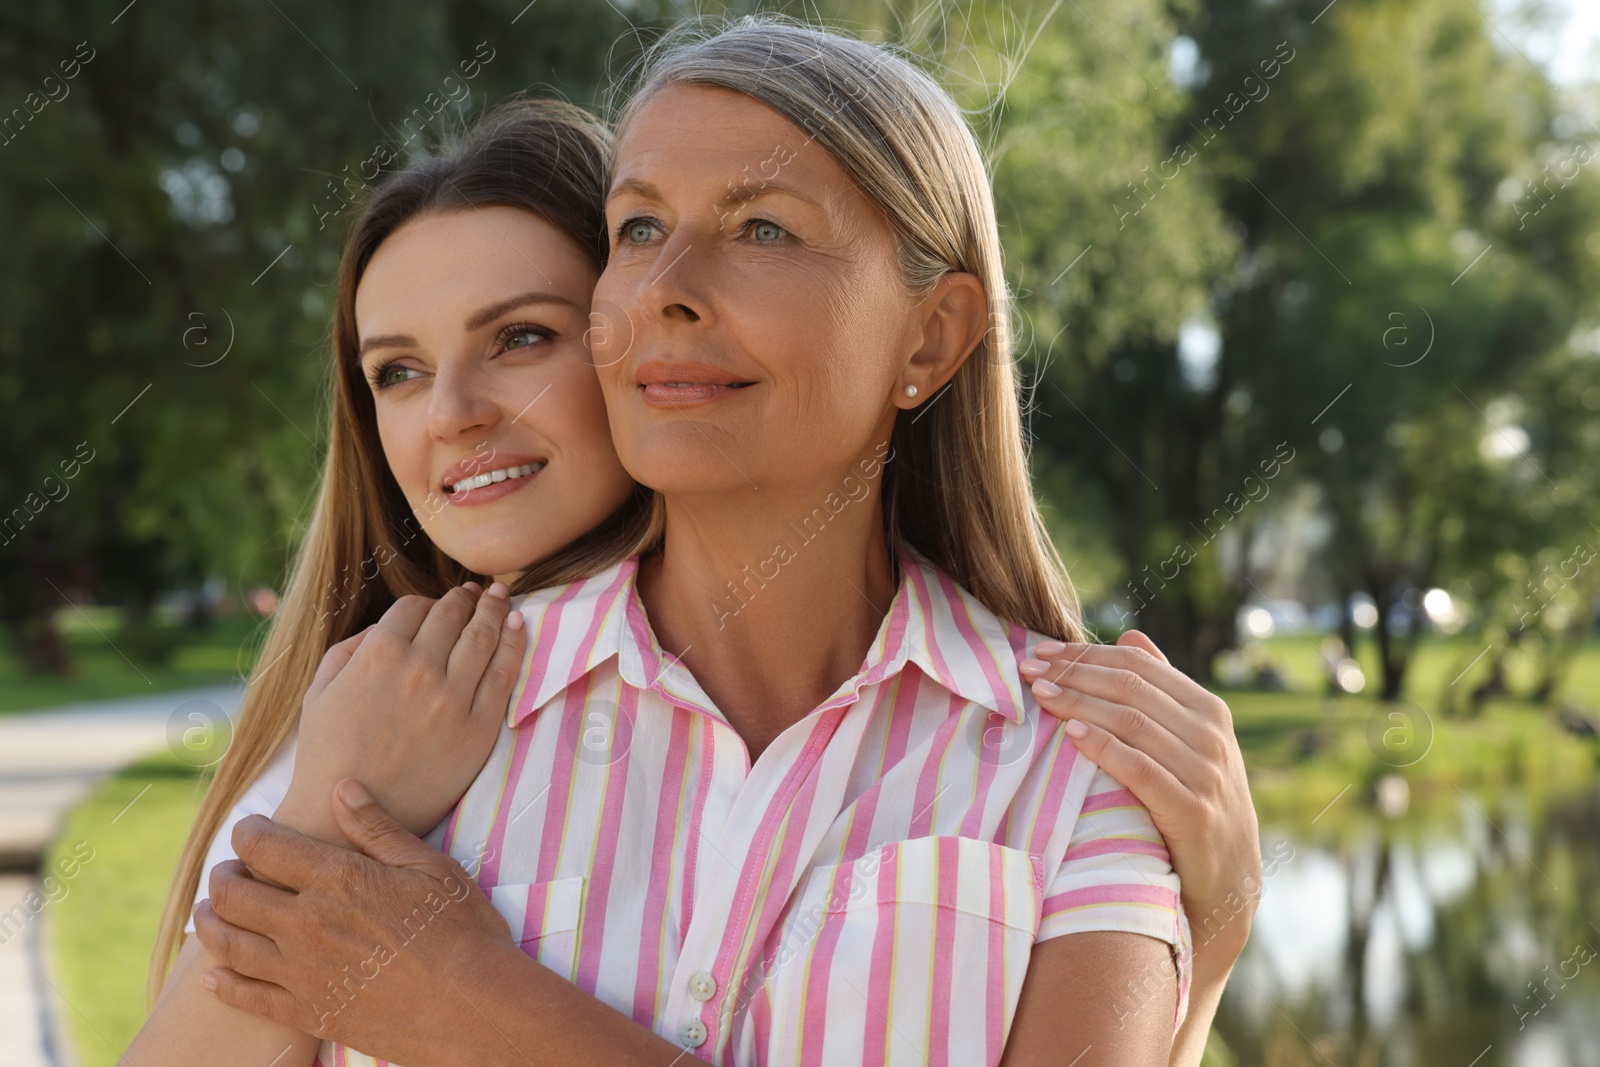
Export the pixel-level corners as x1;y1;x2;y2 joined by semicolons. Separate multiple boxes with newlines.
1032;679;1062;698
1035;641;1068;655
486;581;509;599
337;778;373;807
201;971;218;991
1019;658;1049;674
462;581;482;593
506;611;525;631
1064;719;1088;738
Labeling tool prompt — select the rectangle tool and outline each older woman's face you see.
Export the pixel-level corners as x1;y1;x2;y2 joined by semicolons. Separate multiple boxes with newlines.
592;84;919;497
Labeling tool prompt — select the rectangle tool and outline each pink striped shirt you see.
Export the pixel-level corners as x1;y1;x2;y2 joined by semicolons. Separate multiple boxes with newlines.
202;548;1191;1065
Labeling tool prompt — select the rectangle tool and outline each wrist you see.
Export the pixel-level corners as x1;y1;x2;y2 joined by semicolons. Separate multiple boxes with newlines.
433;935;537;1066
272;783;349;847
1189;923;1247;988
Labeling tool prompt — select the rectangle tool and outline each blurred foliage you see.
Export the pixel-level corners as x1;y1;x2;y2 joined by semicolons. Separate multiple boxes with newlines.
0;0;642;674
1012;0;1600;690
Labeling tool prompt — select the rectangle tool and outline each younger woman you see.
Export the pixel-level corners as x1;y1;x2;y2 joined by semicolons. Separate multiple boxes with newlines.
131;99;655;1067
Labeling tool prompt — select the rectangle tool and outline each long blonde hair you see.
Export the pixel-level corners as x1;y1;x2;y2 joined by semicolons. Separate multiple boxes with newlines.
615;18;1084;643
148;99;659;1002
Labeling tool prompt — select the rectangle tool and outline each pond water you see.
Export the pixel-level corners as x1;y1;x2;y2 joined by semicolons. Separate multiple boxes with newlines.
1215;785;1600;1066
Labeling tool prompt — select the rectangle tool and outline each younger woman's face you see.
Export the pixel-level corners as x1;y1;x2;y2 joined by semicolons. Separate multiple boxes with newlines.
354;206;634;582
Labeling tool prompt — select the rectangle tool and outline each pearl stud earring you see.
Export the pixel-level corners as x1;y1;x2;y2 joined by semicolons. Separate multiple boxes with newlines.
904;384;919;398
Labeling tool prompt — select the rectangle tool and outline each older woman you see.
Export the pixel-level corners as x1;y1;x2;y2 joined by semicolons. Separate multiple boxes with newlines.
175;20;1259;1067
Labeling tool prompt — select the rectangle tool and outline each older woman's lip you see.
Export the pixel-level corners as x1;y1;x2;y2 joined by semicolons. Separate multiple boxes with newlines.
640;381;754;406
634;359;756;407
635;358;751;386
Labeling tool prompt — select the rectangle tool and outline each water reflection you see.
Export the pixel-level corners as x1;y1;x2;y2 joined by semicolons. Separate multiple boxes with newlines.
1215;786;1600;1066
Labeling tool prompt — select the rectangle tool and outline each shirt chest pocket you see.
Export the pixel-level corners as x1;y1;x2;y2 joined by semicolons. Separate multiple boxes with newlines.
746;835;1044;1067
488;876;585;983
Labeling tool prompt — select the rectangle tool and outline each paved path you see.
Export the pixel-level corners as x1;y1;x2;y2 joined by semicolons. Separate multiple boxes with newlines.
0;684;245;1067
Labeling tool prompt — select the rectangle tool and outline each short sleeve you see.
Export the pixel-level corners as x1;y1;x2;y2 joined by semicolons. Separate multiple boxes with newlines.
1036;765;1193;1030
183;731;299;934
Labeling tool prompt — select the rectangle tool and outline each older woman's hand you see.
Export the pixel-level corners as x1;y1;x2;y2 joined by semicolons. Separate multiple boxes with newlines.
196;781;692;1067
1018;631;1263;971
192;779;515;1063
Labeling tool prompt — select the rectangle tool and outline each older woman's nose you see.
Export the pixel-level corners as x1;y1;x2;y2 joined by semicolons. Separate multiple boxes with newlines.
644;237;712;326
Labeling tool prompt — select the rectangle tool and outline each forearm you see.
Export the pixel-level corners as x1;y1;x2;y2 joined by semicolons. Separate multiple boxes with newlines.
1166;938;1238;1067
124;937;319;1067
424;938;690;1067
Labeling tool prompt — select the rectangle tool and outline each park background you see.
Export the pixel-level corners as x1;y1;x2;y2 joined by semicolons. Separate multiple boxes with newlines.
1;0;1598;1064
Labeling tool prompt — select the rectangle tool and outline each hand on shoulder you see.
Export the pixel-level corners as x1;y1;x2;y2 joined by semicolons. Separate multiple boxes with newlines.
279;581;527;842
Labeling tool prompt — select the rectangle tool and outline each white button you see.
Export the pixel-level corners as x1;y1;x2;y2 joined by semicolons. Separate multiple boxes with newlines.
682;1018;707;1047
689;971;717;1001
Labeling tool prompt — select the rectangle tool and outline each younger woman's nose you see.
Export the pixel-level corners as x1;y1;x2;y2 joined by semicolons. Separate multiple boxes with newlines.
428;369;501;442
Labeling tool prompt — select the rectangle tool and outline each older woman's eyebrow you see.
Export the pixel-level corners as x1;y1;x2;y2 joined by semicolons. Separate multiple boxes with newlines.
607;176;662;203
607;175;820;211
716;181;820;211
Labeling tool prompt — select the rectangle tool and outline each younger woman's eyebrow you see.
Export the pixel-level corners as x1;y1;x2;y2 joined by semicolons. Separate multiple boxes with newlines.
360;291;579;357
358;333;416;358
463;291;578;332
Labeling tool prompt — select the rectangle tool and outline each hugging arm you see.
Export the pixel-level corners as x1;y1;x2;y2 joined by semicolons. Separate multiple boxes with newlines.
1021;631;1261;1067
127;585;525;1067
195;785;700;1066
123;936;322;1067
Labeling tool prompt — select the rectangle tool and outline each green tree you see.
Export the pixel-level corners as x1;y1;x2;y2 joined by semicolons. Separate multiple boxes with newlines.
1013;0;1600;690
0;0;640;674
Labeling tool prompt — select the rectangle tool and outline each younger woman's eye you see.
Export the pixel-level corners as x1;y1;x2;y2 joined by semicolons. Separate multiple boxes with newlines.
750;220;785;242
497;323;553;352
368;360;419;390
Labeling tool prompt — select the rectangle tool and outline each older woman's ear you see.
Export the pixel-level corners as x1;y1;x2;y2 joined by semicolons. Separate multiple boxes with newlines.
896;271;987;407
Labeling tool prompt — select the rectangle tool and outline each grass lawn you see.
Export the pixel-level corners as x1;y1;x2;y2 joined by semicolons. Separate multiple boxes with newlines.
1220;632;1600;817
44;751;208;1067
35;631;1600;1063
0;610;263;714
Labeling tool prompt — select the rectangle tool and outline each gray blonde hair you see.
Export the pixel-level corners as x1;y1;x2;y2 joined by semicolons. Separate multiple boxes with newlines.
616;17;1085;642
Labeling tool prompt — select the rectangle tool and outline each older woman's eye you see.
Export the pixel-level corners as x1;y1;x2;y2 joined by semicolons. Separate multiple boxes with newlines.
625;220;654;243
751;220;785;242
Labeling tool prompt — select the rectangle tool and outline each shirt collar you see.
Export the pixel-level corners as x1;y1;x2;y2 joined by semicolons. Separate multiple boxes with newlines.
508;548;1030;728
893;546;1030;723
506;558;636;728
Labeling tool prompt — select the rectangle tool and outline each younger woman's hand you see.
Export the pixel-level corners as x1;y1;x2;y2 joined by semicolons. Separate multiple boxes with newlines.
1018;631;1262;968
277;582;527;844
